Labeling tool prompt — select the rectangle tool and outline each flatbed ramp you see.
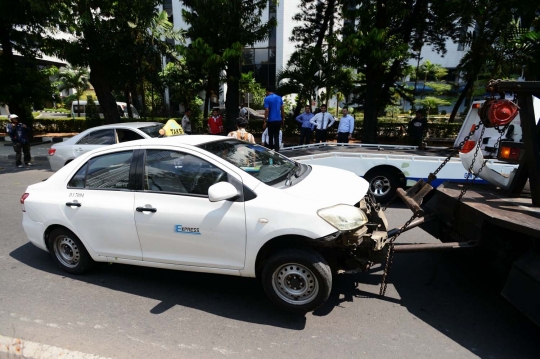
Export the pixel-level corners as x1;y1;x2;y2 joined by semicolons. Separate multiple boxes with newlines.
423;183;540;241
282;143;455;158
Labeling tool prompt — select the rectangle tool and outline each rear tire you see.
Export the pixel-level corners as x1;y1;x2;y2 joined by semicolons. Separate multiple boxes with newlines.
364;168;400;203
261;248;332;313
47;228;94;274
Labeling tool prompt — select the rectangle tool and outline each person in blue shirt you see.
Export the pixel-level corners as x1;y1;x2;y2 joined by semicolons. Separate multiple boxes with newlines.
263;87;284;152
6;114;33;168
295;105;315;145
336;108;355;143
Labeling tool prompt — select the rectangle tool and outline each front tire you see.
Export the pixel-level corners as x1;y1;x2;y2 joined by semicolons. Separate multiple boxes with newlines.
48;228;94;274
261;248;332;313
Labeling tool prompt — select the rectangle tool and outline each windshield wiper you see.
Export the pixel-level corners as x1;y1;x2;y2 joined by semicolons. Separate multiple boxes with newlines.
285;163;301;186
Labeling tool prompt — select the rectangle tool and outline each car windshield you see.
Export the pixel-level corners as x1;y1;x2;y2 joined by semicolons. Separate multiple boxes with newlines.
139;124;163;138
199;139;296;185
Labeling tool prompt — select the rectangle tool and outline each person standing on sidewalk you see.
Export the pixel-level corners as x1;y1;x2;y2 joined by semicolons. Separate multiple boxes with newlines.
263;87;284;152
6;114;33;168
336;108;355;144
309;104;335;143
408;110;428;147
295;105;314;145
228;118;256;143
181;109;193;134
208;109;224;135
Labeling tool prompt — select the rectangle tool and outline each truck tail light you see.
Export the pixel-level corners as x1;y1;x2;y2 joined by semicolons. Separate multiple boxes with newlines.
48;148;56;156
20;193;29;212
498;143;524;163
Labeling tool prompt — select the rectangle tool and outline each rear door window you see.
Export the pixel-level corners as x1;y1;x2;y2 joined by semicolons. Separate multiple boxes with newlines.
77;129;115;145
67;151;134;190
116;129;145;143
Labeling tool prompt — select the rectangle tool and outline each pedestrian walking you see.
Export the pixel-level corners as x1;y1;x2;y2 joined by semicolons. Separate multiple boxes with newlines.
263;87;284;152
208;109;224;135
336;108;355;144
228;118;256;143
6;114;33;168
181;109;193;134
408;110;428;147
295;105;315;145
309;104;335;143
262;128;283;150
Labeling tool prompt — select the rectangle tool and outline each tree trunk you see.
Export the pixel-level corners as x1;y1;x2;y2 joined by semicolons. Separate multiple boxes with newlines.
89;61;121;124
140;79;146;117
77;99;81;117
363;90;379;144
204;88;210;121
449;77;474;123
125;86;133;119
225;59;241;132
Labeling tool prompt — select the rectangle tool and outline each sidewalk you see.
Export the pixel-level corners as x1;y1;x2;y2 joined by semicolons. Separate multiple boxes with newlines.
0;142;51;162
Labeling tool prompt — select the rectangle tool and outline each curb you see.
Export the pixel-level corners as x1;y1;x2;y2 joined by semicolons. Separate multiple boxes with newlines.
0;154;49;162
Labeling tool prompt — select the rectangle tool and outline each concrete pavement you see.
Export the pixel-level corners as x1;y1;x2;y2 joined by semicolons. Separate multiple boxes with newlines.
0;142;52;163
0;162;539;359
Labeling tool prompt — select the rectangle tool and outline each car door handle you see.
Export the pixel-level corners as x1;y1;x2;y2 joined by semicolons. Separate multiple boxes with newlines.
136;207;157;213
65;202;81;207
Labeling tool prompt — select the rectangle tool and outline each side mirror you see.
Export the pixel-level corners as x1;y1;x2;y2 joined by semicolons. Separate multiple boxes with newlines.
208;182;238;202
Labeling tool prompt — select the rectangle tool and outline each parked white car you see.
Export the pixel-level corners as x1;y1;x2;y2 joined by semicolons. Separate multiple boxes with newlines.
22;135;387;312
48;122;163;171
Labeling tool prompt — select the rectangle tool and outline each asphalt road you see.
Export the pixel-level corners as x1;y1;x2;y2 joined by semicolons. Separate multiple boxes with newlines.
0;161;539;359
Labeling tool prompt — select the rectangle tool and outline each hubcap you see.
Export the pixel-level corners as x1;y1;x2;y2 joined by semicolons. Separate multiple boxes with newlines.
53;235;80;268
369;175;391;197
272;263;319;305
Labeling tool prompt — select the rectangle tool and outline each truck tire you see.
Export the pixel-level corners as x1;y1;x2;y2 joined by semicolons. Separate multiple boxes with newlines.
364;168;400;203
261;248;332;313
47;228;94;274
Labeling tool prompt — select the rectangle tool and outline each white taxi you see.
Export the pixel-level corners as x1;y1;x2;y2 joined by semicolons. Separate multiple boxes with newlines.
21;135;377;312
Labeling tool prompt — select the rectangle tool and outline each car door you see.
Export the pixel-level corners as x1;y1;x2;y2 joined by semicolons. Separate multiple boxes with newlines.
72;128;116;158
62;150;143;260
133;148;247;269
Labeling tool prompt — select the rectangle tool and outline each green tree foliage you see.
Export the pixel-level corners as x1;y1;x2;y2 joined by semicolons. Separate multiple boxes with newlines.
415;97;451;118
239;72;266;110
0;0;63;125
336;0;464;143
50;1;175;123
181;0;277;131
58;66;90;117
448;0;540;122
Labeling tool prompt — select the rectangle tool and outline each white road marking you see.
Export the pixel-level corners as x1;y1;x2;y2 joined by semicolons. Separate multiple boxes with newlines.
0;334;112;359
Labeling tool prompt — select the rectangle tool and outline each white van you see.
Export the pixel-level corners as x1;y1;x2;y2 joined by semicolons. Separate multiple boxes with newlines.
71;101;140;119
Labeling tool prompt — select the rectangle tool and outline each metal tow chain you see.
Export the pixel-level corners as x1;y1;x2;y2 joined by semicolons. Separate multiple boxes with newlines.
451;123;510;227
379;212;420;296
381;124;482;212
379;123;483;296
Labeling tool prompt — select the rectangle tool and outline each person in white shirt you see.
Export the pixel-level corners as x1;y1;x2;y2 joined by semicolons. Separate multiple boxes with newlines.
309;104;335;143
336;108;355;143
227;118;256;143
181;109;192;134
262;128;283;149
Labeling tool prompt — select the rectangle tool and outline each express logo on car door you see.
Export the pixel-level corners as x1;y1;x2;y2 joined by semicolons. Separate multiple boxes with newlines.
174;225;201;235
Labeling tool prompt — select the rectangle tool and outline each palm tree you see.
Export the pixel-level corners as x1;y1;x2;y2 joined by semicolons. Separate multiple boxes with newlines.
419;61;448;99
58;66;90;117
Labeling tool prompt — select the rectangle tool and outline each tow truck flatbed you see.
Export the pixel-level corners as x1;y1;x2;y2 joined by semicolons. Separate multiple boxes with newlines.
422;183;540;241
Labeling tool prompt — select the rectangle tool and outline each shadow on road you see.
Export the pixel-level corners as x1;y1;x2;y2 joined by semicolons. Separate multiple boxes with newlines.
0;162;52;176
10;242;540;356
10;243;307;330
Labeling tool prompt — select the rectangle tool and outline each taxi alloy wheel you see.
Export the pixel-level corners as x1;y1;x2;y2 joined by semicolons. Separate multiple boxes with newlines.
262;248;332;313
48;228;94;274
